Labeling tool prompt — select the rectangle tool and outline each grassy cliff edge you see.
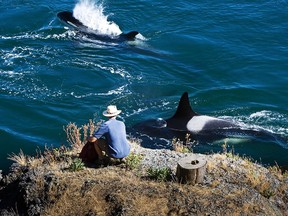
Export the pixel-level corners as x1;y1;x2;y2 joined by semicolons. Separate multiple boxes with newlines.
0;122;287;215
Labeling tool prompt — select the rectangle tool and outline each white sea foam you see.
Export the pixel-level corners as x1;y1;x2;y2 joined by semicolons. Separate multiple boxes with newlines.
249;110;271;119
71;59;133;79
106;85;129;95
1;47;29;66
0;70;23;78
1;46;60;67
125;100;170;118
248;110;288;136
70;84;130;99
248;110;285;123
0;30;72;41
219;110;288;141
97;64;131;78
73;0;122;36
126;107;149;117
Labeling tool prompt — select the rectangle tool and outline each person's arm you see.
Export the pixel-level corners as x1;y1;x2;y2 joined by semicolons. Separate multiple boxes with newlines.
87;123;108;142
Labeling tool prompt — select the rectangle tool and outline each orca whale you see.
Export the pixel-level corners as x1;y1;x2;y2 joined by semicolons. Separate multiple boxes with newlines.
164;92;285;144
57;11;139;42
166;92;239;133
133;92;285;147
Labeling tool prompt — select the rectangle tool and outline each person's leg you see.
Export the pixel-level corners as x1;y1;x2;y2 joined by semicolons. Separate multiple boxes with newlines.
94;138;109;160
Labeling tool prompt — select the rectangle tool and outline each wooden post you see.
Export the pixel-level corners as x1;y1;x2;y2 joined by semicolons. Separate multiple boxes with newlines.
176;155;207;185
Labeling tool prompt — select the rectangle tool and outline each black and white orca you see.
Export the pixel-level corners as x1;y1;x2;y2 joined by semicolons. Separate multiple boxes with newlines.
57;11;139;42
166;92;239;133
131;92;287;151
164;92;284;144
133;92;285;146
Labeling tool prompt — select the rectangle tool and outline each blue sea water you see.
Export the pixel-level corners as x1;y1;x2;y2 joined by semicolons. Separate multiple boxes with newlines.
0;0;287;172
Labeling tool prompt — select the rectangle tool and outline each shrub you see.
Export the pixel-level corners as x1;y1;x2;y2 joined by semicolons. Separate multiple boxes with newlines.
261;188;275;199
147;167;173;182
125;152;143;170
69;158;84;172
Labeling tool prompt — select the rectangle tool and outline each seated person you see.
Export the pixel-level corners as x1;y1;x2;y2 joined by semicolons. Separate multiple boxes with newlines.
88;105;130;162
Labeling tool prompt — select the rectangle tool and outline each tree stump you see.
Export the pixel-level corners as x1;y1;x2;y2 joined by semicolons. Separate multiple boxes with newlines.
176;155;207;185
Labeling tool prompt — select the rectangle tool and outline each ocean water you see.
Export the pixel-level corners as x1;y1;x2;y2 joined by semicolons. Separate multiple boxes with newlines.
1;0;287;172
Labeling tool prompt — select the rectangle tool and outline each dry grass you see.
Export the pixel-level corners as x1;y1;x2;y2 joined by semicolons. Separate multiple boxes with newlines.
63;119;102;151
41;168;170;216
7;149;29;166
172;133;193;153
206;151;288;202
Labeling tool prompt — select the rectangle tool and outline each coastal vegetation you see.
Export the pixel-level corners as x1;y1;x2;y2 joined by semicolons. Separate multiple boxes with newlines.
0;120;287;215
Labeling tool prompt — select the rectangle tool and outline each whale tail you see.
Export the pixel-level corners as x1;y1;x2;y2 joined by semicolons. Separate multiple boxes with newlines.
166;92;198;130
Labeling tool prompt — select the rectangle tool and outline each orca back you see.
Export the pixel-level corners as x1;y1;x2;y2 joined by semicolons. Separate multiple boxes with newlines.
121;31;139;41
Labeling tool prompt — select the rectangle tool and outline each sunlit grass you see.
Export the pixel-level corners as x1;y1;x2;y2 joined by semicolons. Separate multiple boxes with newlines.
8;149;28;166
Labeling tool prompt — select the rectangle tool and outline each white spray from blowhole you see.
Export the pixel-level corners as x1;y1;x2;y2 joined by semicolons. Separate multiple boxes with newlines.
73;0;122;36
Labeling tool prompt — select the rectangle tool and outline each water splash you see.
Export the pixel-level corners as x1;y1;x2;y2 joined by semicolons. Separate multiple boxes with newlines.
73;0;122;36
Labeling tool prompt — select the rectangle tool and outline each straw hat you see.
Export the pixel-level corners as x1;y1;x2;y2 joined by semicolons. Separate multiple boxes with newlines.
103;105;122;117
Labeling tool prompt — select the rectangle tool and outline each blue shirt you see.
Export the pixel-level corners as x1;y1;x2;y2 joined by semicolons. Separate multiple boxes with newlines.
93;118;130;158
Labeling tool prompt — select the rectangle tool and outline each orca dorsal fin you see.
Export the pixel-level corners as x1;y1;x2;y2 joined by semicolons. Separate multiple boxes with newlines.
165;92;198;130
172;92;197;119
122;31;139;40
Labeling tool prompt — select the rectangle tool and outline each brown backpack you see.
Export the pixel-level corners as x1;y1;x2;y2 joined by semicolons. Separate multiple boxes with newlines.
79;142;98;163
